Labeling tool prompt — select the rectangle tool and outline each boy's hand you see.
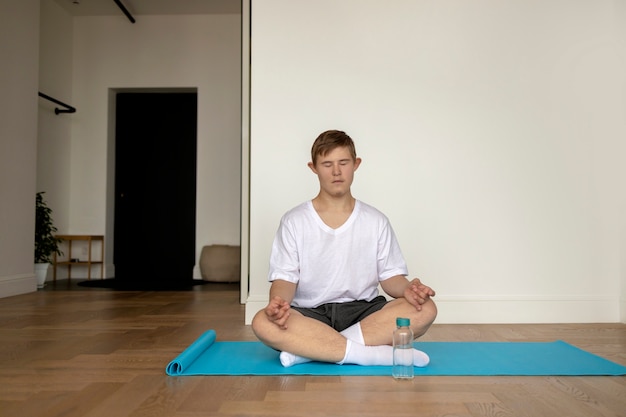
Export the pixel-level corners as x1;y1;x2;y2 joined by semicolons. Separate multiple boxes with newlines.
264;296;291;329
404;278;436;311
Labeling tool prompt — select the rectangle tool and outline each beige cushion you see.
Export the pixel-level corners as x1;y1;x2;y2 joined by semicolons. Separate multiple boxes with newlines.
200;245;241;282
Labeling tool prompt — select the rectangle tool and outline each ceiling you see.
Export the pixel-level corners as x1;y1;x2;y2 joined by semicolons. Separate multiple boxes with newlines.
53;0;241;16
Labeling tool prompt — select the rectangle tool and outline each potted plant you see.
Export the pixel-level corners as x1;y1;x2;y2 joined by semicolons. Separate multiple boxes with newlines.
34;192;63;288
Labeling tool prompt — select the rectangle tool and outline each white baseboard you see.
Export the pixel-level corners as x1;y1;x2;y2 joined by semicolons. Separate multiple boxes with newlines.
0;273;37;298
245;294;269;324
244;294;621;325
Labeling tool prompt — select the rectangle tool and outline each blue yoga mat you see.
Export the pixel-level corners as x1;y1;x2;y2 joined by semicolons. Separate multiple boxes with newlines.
166;330;626;376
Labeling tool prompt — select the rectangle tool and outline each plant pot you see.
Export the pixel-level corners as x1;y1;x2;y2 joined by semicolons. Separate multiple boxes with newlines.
35;263;49;289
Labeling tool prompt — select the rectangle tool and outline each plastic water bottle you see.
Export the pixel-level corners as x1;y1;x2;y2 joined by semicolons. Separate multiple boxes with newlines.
392;317;414;379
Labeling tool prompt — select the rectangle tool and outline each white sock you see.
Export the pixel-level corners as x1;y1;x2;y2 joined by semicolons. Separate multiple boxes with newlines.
340;322;365;344
279;323;365;367
280;322;430;368
339;340;430;367
279;350;312;367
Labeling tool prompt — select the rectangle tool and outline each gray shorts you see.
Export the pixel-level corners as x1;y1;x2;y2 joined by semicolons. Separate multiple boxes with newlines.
291;296;388;332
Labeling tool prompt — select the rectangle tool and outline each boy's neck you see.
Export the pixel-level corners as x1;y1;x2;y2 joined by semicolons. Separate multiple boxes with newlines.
312;193;355;213
311;193;355;229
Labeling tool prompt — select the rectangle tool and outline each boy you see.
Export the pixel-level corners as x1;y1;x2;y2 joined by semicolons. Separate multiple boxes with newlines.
252;130;437;367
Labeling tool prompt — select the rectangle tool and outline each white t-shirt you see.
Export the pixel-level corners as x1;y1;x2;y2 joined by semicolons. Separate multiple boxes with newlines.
268;200;408;308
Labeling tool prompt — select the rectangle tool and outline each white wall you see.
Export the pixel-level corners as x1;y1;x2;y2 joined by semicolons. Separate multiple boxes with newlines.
0;0;40;297
246;0;626;323
618;1;626;325
38;0;73;245
37;8;242;278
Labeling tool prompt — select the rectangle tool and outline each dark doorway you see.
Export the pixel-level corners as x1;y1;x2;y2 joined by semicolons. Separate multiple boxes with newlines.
114;92;197;285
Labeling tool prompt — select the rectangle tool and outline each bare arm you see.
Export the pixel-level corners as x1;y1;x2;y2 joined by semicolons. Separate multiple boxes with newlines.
381;275;436;312
270;279;297;303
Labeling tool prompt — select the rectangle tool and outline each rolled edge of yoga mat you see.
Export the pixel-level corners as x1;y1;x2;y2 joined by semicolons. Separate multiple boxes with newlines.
166;329;217;375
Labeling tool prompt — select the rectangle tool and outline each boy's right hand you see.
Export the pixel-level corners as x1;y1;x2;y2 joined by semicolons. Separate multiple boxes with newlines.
264;296;291;330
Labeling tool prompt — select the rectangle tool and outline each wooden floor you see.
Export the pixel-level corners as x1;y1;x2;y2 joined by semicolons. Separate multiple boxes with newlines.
0;280;625;417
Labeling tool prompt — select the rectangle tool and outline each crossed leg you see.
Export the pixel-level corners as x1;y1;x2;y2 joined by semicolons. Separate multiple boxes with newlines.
251;297;437;366
361;297;437;345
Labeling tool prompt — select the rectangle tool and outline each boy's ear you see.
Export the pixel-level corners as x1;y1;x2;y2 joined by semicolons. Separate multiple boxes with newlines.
354;157;362;170
307;161;317;173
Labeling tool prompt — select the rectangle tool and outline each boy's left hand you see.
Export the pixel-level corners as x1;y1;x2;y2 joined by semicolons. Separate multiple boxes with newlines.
404;278;435;311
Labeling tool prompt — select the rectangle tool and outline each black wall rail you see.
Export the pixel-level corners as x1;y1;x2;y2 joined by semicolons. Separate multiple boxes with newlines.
114;0;136;24
38;92;76;115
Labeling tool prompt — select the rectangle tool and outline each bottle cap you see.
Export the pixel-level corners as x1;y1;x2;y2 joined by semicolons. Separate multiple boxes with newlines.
396;317;410;327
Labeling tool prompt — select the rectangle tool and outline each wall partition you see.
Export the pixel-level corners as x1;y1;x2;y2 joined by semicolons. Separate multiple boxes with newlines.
246;0;626;323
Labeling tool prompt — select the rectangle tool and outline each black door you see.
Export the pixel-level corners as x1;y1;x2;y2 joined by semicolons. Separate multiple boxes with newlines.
114;92;197;285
